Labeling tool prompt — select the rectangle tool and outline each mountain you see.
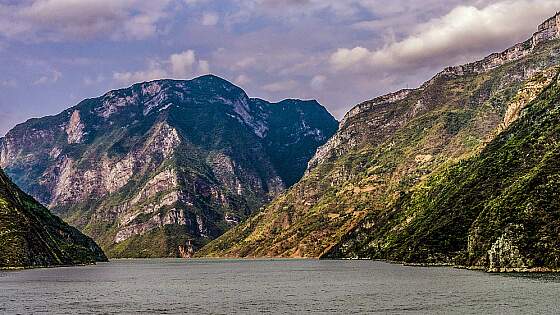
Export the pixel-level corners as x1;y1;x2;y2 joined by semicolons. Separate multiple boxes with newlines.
0;75;338;258
198;13;560;270
0;168;106;268
325;72;560;272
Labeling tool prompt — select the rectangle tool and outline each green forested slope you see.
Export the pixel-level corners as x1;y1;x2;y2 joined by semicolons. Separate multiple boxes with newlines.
327;72;560;272
0;169;107;268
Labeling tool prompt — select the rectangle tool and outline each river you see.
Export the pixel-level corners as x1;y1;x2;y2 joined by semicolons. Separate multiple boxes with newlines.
1;259;559;314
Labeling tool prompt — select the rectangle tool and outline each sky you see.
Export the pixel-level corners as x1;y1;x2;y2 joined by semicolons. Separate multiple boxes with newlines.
0;0;558;136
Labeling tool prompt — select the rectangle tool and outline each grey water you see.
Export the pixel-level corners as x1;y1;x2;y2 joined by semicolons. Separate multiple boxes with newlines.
0;259;559;314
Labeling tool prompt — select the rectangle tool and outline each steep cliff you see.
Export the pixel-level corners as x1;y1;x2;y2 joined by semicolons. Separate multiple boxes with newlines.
0;168;107;268
1;75;337;258
198;13;560;265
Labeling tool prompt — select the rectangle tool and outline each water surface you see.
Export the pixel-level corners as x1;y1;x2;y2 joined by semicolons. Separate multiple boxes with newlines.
1;259;559;314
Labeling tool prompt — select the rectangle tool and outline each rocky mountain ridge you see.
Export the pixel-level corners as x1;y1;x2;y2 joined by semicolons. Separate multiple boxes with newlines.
1;75;337;257
445;12;560;76
309;12;560;171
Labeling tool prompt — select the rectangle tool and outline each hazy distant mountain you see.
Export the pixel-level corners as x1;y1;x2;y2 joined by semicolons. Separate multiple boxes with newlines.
200;13;560;271
0;168;106;268
0;75;337;258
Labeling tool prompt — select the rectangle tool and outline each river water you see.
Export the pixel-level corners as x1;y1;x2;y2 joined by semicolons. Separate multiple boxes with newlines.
0;259;559;314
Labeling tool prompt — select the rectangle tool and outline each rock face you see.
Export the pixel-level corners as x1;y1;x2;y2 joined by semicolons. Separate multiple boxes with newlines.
0;75;337;258
198;13;560;271
0;168;107;268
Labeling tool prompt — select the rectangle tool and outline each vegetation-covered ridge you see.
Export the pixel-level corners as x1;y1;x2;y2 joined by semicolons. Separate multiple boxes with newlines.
326;71;560;272
198;13;560;264
0;168;107;268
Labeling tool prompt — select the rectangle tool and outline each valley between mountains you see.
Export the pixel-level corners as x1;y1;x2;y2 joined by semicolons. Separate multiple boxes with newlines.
2;12;560;272
199;12;560;272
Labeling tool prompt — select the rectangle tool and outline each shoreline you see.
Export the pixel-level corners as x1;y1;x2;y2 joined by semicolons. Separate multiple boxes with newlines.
3;257;560;274
0;261;101;271
333;257;560;273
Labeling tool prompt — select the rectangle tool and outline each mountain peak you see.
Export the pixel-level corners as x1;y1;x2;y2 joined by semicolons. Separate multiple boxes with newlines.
533;12;560;46
113;74;242;100
431;12;560;78
191;73;229;83
189;74;247;97
0;75;338;258
188;74;242;91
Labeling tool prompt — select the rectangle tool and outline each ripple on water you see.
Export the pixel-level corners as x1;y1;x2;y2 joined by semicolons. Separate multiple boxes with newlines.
0;259;559;314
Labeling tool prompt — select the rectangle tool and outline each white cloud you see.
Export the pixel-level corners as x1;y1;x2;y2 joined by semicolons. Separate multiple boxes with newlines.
330;0;559;73
233;57;257;70
0;79;17;88
170;50;196;77
330;47;370;71
83;74;106;86
234;74;251;86
33;69;62;85
113;50;210;85
227;0;481;24
231;0;359;19
201;12;219;26
33;77;48;85
0;0;174;41
113;62;167;86
169;50;210;78
184;0;206;5
310;75;326;90
198;60;210;73
262;80;298;92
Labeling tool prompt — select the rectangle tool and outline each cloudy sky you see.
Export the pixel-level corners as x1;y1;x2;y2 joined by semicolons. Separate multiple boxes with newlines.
0;0;558;135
